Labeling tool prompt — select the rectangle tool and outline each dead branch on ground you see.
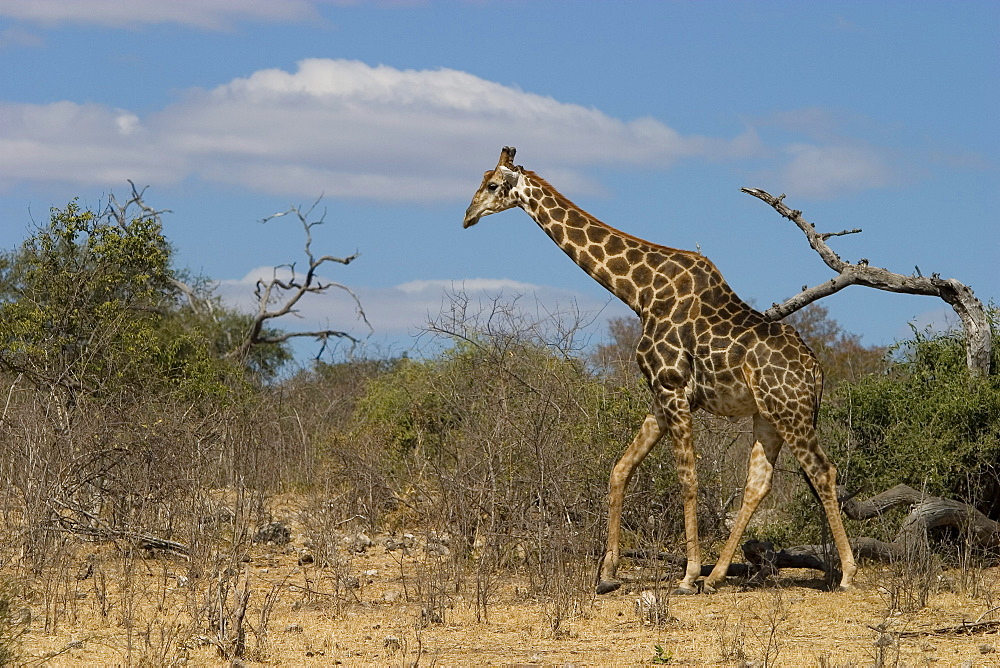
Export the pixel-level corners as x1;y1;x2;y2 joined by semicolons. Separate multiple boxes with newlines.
896;620;1000;638
49;495;190;557
626;484;999;587
734;484;999;582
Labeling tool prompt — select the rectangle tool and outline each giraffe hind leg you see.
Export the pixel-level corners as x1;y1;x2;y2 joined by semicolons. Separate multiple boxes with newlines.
784;434;857;590
753;389;857;590
703;414;782;592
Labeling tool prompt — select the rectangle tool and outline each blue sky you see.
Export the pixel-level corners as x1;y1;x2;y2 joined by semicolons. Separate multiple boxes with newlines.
1;0;997;360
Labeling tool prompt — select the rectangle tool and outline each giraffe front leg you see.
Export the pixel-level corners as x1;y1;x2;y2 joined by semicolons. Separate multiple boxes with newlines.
597;414;663;594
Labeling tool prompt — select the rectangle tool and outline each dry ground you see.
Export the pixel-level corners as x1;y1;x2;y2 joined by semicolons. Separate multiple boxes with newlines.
11;499;1000;667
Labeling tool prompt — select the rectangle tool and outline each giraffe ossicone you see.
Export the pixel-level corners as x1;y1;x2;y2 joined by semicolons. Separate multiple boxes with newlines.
464;146;857;595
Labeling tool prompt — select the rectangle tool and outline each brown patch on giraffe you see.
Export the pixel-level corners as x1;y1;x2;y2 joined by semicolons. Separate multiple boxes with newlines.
575;253;598;274
632;264;653;286
673;271;693;295
718;301;741;320
566;226;587;246
605;235;627;256
606;256;629;276
586;226;609;244
712;320;735;338
653;286;677;305
612;277;637;301
710;335;732;350
626;248;645;265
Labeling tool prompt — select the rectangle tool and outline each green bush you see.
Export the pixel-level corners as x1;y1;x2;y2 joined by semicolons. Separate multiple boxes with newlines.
824;317;1000;516
0;201;229;402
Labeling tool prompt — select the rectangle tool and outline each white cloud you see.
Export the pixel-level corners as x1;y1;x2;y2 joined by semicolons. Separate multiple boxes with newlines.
0;59;914;204
777;143;896;199
745;107;910;199
0;0;330;30
0;58;756;202
0;101;182;186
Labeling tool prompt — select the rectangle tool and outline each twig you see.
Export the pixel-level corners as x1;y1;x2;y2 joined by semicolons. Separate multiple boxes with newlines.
976;606;1000;624
897;620;1000;638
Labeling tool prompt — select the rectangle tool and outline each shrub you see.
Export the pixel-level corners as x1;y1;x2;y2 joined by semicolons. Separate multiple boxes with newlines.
824;317;1000;518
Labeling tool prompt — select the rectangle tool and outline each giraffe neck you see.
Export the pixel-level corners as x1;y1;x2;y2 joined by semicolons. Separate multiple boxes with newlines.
514;169;684;314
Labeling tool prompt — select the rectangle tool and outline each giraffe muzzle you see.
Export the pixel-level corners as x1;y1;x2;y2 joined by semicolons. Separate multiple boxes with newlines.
463;205;483;228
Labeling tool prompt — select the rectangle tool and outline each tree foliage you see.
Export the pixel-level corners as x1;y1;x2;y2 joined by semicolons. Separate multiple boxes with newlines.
349;307;665;551
0;199;296;406
0;200;203;398
825;315;1000;518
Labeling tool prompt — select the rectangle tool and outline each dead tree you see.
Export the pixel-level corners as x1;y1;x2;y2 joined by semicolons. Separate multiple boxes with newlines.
228;197;372;361
107;185;370;361
742;188;992;377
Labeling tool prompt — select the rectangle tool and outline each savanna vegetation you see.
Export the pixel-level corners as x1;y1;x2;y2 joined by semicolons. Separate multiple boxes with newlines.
0;191;996;665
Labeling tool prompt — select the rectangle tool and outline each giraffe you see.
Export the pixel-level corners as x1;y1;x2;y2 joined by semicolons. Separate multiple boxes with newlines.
463;146;857;595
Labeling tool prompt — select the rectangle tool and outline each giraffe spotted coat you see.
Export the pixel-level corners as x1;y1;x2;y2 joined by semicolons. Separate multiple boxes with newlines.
464;146;856;594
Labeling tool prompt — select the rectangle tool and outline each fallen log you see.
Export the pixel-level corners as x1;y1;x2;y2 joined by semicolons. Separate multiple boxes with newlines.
622;485;1000;587
732;485;1000;579
51;518;190;558
897;620;1000;638
841;484;1000;550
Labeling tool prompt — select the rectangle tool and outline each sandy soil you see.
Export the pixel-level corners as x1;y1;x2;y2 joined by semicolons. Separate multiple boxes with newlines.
13;519;1000;666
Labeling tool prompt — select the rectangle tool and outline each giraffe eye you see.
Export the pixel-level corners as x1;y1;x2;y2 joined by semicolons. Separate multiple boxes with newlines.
487;183;499;192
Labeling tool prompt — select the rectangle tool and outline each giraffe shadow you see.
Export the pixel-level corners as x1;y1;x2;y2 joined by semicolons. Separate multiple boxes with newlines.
615;555;840;594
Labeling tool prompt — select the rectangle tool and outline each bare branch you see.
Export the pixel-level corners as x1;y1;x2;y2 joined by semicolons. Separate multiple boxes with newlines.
104;180;173;226
231;199;371;360
818;228;863;241
742;187;992;376
252;329;357;346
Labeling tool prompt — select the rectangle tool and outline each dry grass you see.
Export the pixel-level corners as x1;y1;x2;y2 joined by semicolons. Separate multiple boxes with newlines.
7;493;998;667
2;300;997;666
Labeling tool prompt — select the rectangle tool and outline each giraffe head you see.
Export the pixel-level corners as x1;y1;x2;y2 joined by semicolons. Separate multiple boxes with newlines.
463;146;522;228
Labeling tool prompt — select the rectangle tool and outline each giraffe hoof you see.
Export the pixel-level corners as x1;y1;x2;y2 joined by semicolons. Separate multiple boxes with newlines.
672;585;699;596
596;579;622;595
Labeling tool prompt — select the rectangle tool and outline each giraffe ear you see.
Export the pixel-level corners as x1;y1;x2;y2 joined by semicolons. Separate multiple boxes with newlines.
499;166;519;187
